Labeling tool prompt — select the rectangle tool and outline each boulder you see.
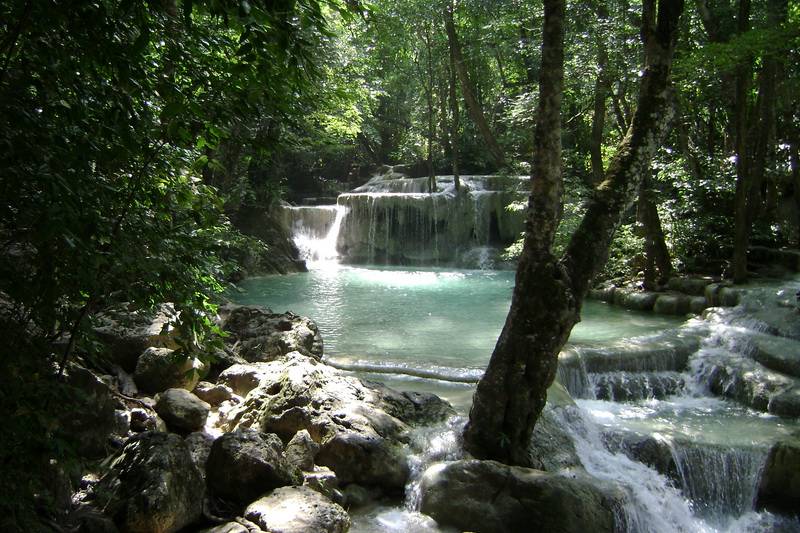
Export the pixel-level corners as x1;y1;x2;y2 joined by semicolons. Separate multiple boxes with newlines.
244;486;351;533
154;388;210;432
217;363;274;397
205;427;302;505
222;352;454;489
194;381;233;405
751;335;800;379
130;407;167;433
665;276;716;296
286;429;319;471
59;365;117;457
219;305;323;362
758;432;800;514
653;294;691;316
418;460;622;533
93;304;180;372
134;347;205;394
97;431;204;533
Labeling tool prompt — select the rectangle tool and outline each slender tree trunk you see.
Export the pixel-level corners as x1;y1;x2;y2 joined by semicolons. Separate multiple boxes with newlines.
449;50;461;191
638;171;673;289
732;0;752;283
791;135;800;247
464;0;683;466
589;1;610;185
444;6;510;172
590;41;609;184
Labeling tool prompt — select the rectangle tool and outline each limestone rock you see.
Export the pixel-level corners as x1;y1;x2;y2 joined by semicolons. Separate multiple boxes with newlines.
217;363;274;397
194;380;233;405
154;388;210;432
286;429;319;471
59;365;117;457
758;432;800;515
205;427;302;505
418;459;622;533
197;524;248;533
93;304;180;372
220;305;323;362
98;431;204;533
244;486;351;533
134;347;205;394
130;407;167;433
653;294;691;316
222;352;454;489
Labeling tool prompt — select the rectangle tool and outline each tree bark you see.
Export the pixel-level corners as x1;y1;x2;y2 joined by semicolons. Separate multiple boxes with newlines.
731;0;752;284
444;6;510;172
637;171;673;289
463;0;683;466
449;39;461;191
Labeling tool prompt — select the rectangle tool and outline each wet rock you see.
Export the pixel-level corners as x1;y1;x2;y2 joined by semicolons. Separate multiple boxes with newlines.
97;431;204;533
222;352;454;489
154;388;210;432
612;289;658;312
418;460;623;533
751;335;800;379
134;347;205;394
701;353;798;414
653;294;691;316
194;380;233;405
244;486;351;533
205;427;302;505
666;277;716;296
769;388;800;417
528;384;582;472
758;432;800;515
219;305;323;362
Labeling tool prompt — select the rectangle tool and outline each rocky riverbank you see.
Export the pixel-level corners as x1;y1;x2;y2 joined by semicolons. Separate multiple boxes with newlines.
43;270;800;532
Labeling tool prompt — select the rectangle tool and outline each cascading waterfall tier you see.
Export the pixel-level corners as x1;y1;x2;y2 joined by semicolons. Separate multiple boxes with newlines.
282;172;526;267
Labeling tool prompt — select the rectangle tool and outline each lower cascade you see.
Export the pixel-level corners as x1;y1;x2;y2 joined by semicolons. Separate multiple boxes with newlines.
232;265;800;532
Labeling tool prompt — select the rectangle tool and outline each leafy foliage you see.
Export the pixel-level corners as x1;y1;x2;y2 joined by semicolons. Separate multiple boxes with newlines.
0;0;347;526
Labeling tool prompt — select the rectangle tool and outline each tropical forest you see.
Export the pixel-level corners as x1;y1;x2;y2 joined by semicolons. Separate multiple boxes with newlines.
2;0;800;531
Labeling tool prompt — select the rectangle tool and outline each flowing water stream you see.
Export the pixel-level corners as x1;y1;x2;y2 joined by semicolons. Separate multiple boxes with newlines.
237;175;800;531
230;264;800;532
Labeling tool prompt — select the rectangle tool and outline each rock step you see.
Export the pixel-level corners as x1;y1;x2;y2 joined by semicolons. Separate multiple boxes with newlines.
749;334;800;379
695;352;800;416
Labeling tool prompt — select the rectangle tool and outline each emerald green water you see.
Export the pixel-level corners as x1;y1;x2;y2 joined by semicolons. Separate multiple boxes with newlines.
229;265;684;384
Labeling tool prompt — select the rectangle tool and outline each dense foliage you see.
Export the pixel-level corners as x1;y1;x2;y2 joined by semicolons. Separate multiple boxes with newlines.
1;0;799;527
0;0;349;526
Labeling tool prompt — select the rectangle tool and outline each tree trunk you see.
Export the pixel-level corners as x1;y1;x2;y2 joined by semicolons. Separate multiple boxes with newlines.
449;44;461;191
463;0;683;466
731;0;752;284
443;6;510;172
637;171;673;289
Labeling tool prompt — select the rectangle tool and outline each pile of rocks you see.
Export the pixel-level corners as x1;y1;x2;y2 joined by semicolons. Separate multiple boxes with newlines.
57;303;454;533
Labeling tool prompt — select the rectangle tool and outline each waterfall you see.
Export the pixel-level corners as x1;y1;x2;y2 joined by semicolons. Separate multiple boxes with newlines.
286;173;526;267
283;204;346;263
556;404;711;533
671;442;768;527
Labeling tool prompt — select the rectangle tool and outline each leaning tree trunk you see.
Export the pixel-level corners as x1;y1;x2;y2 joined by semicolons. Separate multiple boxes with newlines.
463;0;684;466
444;5;510;172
